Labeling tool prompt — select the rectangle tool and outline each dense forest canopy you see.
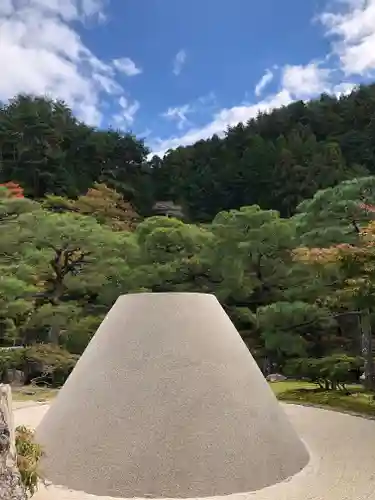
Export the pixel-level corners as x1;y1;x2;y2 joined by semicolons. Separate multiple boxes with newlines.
2;85;375;388
0;95;153;215
2;85;375;222
151;84;374;221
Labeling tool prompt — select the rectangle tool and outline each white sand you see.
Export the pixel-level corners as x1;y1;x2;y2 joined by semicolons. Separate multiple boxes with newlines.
34;294;309;498
14;402;375;500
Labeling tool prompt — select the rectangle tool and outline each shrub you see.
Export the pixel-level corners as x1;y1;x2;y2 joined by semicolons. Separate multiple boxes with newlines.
0;348;25;382
285;354;364;390
0;344;78;387
22;344;78;387
63;315;103;354
0;181;24;198
15;426;43;497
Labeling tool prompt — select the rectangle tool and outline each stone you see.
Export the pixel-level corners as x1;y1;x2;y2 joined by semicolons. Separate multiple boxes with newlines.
0;384;27;500
266;373;287;382
8;370;24;387
22;389;36;396
36;292;309;499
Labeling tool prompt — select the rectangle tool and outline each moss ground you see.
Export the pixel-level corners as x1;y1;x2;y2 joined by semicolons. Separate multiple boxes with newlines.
11;380;375;417
270;380;375;416
12;386;59;402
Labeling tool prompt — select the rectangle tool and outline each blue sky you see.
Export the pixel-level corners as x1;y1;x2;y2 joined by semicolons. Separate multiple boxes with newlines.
0;0;374;156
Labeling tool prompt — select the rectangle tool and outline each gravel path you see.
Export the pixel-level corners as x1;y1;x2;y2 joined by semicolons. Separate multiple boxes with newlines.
14;403;375;500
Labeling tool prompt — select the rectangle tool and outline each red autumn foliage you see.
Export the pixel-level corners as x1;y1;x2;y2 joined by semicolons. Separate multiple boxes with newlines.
0;181;24;198
358;202;375;213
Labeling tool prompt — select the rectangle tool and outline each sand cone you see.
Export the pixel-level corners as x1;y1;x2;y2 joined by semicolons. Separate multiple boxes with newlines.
36;293;308;498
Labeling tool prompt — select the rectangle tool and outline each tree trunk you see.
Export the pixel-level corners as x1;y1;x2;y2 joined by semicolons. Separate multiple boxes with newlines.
360;309;375;391
48;323;60;345
262;357;271;376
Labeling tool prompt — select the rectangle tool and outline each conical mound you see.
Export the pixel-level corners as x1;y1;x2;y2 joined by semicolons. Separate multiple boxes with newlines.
36;293;309;498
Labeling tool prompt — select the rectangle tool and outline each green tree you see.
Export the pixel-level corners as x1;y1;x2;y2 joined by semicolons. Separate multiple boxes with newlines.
72;183;139;231
0;95;152;209
200;206;302;360
256;301;336;367
151;84;375;222
210;206;296;307
134;216;216;293
0;205;137;346
295;176;375;246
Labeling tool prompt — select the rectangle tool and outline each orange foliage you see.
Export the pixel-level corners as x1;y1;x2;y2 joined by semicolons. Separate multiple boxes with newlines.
0;181;24;198
359;220;375;243
73;183;139;232
294;221;375;266
293;246;342;264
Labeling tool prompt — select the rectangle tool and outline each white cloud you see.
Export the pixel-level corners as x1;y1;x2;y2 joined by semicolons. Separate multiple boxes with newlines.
162;104;193;130
1;0;366;158
160;93;218;134
138;128;152;139
150;1;375;157
151;90;292;156
113;57;142;77
151;57;346;156
254;69;274;97
14;0;106;22
320;0;375;75
112;96;140;128
0;0;14;15
198;92;216;105
333;81;357;96
81;0;107;20
173;49;187;76
150;57;355;157
0;0;137;126
281;62;332;98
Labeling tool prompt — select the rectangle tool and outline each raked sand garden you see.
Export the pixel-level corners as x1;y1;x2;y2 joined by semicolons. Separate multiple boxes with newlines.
13;399;375;500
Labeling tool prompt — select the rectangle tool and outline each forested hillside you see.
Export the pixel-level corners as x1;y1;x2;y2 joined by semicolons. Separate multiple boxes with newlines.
0;95;153;215
4;85;375;223
151;84;375;221
2;87;375;390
